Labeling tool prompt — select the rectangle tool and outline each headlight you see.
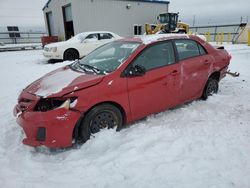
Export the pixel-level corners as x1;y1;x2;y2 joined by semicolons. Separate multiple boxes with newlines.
34;97;77;112
44;47;50;52
49;47;57;52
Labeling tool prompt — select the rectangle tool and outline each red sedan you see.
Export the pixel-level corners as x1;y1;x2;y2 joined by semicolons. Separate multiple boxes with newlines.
14;34;231;148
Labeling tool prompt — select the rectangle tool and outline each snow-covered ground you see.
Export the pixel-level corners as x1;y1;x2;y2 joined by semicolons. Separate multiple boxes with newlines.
0;43;42;52
0;44;250;188
0;43;42;48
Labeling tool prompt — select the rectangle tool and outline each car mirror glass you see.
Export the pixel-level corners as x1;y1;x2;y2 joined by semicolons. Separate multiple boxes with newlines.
126;65;146;77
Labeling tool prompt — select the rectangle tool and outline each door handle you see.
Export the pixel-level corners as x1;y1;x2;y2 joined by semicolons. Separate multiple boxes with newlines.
204;59;209;64
170;70;179;76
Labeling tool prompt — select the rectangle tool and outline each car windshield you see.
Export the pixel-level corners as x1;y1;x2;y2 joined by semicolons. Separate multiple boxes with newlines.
72;41;141;74
68;33;87;42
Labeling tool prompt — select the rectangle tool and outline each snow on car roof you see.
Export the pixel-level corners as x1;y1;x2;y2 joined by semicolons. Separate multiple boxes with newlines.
121;34;190;45
69;31;117;42
77;31;115;35
137;34;190;44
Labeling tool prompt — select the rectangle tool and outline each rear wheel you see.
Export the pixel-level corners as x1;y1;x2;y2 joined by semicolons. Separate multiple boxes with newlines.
64;49;79;61
79;104;123;143
202;78;219;100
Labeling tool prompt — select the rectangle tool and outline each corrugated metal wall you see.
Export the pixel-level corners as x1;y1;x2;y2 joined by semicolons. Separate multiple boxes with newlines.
43;0;168;40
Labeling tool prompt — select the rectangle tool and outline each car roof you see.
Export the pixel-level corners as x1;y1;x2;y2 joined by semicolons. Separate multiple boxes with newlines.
120;34;198;45
79;31;115;35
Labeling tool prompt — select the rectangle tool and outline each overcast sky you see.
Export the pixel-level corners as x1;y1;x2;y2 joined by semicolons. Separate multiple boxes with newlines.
0;0;46;27
0;0;249;27
169;0;250;25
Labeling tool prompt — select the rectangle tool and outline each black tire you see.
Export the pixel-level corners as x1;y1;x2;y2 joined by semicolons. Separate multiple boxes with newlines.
64;49;79;61
79;104;123;143
202;78;219;100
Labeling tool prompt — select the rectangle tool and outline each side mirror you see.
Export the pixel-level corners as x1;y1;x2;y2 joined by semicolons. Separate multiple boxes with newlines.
126;65;146;77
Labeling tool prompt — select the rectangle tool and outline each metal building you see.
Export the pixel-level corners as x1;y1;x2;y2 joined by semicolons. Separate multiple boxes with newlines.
43;0;169;40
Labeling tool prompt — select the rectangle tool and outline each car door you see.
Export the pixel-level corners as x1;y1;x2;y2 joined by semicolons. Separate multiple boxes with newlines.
80;33;100;56
126;41;181;121
173;39;212;103
98;33;115;45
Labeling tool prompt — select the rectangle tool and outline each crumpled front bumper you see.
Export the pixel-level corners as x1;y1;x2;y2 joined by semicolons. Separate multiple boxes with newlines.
14;105;81;148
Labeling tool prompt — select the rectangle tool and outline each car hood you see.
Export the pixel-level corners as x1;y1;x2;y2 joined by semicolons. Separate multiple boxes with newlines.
45;40;79;48
24;66;104;97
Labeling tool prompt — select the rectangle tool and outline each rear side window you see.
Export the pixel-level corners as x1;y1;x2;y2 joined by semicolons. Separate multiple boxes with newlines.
198;44;207;55
99;33;114;40
174;40;200;60
132;42;175;71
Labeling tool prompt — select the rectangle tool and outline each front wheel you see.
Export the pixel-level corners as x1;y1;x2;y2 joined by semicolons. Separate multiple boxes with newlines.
64;49;79;61
202;78;219;100
79;104;123;143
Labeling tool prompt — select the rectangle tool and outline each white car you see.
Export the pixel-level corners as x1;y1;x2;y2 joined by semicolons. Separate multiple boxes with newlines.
43;31;122;61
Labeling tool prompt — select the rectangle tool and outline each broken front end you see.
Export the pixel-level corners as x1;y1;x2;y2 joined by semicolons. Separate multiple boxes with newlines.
14;90;81;148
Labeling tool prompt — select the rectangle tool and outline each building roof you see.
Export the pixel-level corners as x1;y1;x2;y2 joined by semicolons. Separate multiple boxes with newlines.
43;0;169;11
43;0;51;11
126;0;169;4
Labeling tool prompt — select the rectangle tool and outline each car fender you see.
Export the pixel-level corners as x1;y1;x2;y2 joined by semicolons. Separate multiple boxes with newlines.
68;75;132;123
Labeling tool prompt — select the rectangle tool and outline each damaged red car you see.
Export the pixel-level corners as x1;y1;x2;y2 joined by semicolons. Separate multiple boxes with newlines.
14;34;231;148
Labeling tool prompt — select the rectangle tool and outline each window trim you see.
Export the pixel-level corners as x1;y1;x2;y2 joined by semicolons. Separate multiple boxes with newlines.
197;43;207;55
124;40;177;75
86;33;99;40
173;39;208;62
99;33;114;40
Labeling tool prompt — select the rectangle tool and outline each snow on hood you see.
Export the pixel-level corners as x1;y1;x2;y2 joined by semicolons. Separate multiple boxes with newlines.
25;66;104;97
45;33;89;48
45;40;76;48
45;35;83;48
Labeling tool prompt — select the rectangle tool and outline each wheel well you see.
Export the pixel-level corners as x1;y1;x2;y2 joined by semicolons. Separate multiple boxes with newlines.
63;48;79;59
209;71;220;81
200;71;220;100
86;101;127;125
73;101;127;143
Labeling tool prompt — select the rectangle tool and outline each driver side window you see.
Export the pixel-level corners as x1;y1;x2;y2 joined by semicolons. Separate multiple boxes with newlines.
86;34;98;40
132;41;175;71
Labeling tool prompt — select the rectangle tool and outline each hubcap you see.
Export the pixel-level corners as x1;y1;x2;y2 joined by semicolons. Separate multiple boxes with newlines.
206;80;217;96
90;111;117;134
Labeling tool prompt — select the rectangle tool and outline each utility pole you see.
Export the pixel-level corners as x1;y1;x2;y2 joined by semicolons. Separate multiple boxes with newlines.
208;18;212;25
192;15;196;26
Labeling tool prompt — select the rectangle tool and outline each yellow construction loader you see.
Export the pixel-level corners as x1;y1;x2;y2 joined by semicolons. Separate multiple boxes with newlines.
145;13;189;35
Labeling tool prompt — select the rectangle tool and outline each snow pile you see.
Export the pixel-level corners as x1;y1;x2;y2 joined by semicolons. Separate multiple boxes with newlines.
0;44;250;188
